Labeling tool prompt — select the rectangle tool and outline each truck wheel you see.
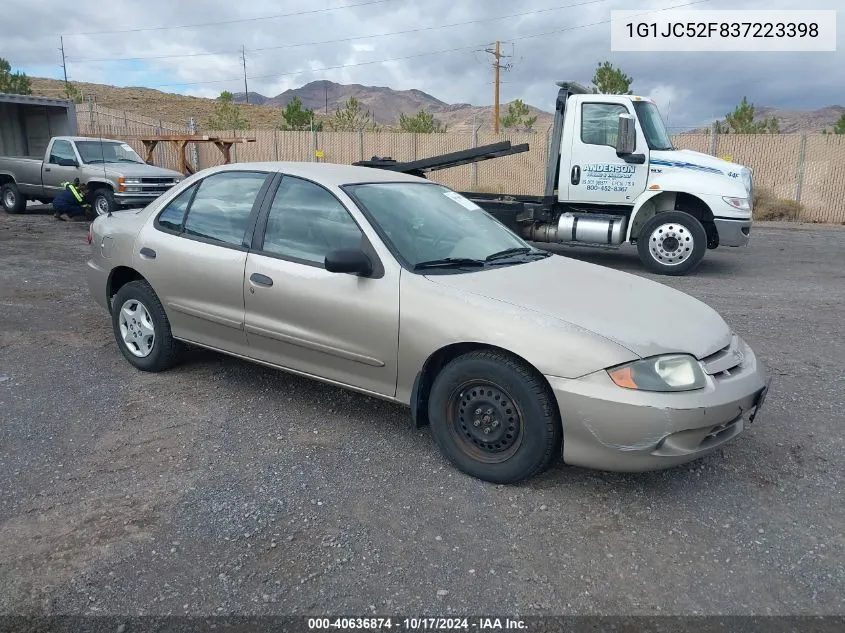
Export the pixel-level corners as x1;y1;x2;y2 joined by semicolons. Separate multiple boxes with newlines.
111;280;185;372
427;349;562;484
637;211;707;276
1;183;27;214
92;188;117;215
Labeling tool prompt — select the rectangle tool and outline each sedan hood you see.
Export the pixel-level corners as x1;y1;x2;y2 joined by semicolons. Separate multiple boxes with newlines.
426;255;732;360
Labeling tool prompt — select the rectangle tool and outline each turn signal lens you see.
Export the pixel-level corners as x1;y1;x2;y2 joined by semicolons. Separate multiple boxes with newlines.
608;366;638;389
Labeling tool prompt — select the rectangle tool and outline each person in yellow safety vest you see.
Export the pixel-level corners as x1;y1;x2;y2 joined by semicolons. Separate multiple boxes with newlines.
53;178;89;221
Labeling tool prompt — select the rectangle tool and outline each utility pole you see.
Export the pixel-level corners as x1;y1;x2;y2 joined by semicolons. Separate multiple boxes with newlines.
484;40;511;134
59;36;69;91
241;45;249;104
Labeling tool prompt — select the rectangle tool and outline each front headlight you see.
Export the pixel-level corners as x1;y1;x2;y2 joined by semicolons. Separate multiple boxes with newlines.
123;178;142;184
607;354;707;392
723;196;750;211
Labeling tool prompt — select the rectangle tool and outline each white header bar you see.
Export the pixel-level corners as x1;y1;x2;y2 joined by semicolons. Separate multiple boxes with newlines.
610;10;837;52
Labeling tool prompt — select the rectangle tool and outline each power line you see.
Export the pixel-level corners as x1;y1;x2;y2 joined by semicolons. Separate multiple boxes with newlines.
61;0;396;37
66;0;611;64
142;0;712;90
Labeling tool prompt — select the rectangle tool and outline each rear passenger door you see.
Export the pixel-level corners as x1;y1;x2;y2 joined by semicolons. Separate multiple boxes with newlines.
134;169;275;354
242;174;400;397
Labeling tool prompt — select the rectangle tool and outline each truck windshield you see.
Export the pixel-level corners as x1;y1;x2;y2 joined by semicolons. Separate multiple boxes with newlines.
75;141;146;165
344;182;544;272
633;101;674;151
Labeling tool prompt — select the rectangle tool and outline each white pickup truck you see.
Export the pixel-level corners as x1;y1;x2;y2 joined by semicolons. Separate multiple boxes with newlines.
0;135;184;215
357;81;755;275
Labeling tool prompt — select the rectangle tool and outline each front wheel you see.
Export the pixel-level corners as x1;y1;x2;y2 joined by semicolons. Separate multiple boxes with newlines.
427;350;562;484
92;187;117;216
1;183;27;214
636;211;707;276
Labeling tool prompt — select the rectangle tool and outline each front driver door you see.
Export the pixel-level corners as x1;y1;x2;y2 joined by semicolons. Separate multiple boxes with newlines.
243;174;400;398
568;99;649;205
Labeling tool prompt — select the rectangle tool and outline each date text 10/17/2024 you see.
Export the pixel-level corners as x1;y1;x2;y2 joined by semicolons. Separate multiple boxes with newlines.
307;617;528;630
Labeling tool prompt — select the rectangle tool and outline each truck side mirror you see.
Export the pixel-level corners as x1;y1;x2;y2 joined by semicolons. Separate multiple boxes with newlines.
615;114;637;156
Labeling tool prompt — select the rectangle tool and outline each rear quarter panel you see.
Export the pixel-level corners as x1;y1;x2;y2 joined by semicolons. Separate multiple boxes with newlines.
0;157;46;194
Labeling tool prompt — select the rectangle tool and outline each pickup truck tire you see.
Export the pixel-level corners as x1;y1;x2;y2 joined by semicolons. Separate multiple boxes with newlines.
1;183;27;214
427;349;562;484
637;211;707;276
111;280;185;372
92;187;117;215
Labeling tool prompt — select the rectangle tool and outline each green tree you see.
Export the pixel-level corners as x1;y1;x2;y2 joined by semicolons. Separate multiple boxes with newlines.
205;91;248;130
398;108;446;133
63;82;83;104
500;99;537;132
592;60;632;95
281;96;318;131
0;57;32;95
332;96;372;131
833;113;845;134
715;97;779;134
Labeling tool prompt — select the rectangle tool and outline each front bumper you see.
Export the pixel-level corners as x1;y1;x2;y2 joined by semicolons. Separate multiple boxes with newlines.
714;217;752;247
547;338;767;472
114;192;172;207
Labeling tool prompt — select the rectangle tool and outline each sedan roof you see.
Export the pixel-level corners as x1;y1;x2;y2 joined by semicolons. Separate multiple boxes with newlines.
204;161;429;188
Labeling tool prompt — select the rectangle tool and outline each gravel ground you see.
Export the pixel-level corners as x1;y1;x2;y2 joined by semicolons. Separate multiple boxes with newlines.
1;208;843;617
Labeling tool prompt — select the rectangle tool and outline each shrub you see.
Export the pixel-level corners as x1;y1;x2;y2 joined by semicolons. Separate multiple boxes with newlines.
753;188;802;221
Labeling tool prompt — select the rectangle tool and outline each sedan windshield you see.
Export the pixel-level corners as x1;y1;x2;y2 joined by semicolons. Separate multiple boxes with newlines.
76;141;146;165
633;101;674;151
345;182;546;271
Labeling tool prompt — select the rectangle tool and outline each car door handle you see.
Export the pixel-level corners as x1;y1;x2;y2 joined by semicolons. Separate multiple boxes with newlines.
571;165;581;185
139;247;156;259
250;273;273;287
44;167;51;172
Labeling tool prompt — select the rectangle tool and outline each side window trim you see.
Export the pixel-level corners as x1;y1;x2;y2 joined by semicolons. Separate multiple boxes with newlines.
153;181;200;234
252;173;384;278
580;102;634;150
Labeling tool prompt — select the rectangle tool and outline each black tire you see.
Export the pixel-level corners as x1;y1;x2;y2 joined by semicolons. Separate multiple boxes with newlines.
636;211;707;276
427;350;562;484
111;280;184;372
1;182;27;214
92;187;117;215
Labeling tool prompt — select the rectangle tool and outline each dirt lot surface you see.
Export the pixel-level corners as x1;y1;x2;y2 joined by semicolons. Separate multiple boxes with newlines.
1;209;844;618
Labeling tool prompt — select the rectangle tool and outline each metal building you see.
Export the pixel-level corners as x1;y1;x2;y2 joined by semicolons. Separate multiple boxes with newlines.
0;93;78;159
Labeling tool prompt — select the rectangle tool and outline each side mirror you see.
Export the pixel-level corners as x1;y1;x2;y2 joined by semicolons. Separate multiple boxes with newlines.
615;113;637;156
324;248;373;276
57;157;78;167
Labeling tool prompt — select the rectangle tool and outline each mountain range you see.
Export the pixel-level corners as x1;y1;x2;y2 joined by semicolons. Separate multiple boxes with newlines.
27;77;844;134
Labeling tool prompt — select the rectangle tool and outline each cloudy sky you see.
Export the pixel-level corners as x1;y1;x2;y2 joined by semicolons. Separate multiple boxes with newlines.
2;0;842;130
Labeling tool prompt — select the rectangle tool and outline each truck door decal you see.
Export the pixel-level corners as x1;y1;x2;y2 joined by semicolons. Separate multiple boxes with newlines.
582;163;637;194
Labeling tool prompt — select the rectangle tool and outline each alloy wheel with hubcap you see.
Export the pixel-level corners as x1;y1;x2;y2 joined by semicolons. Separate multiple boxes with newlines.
94;195;111;215
118;299;156;357
3;189;16;209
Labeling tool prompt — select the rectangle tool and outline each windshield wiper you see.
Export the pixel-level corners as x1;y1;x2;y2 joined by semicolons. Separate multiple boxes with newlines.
413;257;485;270
485;247;550;262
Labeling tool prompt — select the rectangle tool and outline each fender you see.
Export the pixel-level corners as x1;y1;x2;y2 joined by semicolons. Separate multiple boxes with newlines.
86;178;114;190
626;169;747;242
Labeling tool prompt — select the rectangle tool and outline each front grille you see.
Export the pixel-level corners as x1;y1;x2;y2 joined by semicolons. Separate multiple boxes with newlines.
140;177;179;184
701;335;745;377
699;415;742;447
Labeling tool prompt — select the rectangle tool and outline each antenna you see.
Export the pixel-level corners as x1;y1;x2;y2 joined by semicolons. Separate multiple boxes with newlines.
92;99;111;216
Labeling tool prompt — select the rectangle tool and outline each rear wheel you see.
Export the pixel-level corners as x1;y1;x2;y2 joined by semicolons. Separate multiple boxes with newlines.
1;183;27;214
428;350;562;484
636;211;707;276
111;280;184;372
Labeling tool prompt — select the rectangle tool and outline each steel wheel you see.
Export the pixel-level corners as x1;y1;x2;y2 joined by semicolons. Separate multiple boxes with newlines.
3;189;16;209
648;222;694;267
446;379;524;464
94;195;111;216
118;298;156;358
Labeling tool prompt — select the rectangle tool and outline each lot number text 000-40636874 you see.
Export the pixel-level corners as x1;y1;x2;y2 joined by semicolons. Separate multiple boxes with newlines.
610;9;837;52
